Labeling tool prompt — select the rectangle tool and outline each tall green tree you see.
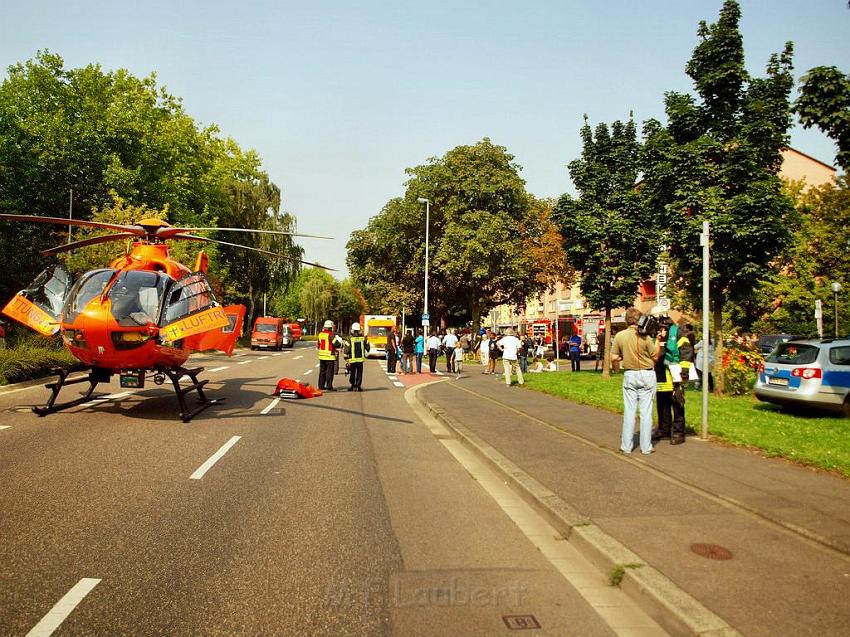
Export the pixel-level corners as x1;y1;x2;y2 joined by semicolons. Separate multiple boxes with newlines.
347;139;567;328
640;0;795;391
0;51;297;309
755;177;850;335
796;66;850;172
554;116;656;377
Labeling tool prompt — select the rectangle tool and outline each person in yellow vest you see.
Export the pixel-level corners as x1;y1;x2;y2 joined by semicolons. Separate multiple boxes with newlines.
653;319;694;445
344;322;370;392
317;319;345;392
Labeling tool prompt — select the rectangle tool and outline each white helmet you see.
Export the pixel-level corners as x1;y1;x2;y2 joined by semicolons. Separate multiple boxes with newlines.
323;320;334;329
351;322;361;332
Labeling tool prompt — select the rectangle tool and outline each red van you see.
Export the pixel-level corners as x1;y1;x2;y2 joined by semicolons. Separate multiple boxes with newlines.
251;317;287;350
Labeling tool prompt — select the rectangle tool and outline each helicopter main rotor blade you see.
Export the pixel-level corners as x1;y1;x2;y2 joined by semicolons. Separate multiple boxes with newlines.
41;232;141;256
170;234;336;271
0;213;145;234
158;226;334;240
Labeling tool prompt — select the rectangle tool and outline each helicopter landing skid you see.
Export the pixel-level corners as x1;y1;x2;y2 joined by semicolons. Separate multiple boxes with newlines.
32;364;105;417
157;366;224;423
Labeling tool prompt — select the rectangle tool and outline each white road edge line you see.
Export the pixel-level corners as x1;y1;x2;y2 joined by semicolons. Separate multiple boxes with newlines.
237;360;251;365
25;577;101;637
190;436;241;480
261;397;281;415
208;366;229;373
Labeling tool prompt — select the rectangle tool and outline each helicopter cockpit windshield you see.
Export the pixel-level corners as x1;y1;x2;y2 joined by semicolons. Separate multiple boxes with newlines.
62;269;116;323
108;271;170;326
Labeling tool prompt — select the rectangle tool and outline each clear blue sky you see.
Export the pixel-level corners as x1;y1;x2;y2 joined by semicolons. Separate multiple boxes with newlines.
2;1;848;273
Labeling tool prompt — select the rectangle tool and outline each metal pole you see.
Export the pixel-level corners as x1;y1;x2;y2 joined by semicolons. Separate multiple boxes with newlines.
554;286;560;368
263;293;266;317
835;290;840;338
67;189;73;244
700;221;710;440
423;200;430;319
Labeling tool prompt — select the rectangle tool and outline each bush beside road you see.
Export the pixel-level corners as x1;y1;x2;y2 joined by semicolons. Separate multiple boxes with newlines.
522;371;850;477
0;343;76;385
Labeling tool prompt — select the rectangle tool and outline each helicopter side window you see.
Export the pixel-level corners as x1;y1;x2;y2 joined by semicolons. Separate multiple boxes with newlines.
161;272;218;326
62;269;117;323
108;271;170;327
22;265;74;318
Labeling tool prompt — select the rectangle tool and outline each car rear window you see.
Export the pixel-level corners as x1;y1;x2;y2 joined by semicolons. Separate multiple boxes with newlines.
766;343;819;365
829;346;850;366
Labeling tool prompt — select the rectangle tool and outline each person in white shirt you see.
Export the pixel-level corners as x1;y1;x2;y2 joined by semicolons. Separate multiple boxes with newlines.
479;331;490;374
442;328;459;373
427;332;441;373
498;328;524;386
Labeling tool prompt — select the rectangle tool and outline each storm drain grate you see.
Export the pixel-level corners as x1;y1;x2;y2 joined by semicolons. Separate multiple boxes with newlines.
691;543;733;560
503;615;541;630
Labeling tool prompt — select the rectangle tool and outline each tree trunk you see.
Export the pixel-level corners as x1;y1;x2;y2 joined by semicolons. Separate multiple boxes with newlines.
713;290;725;396
602;303;612;379
471;300;481;334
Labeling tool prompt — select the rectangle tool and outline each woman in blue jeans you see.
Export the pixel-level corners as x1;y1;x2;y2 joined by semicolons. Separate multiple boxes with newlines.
414;328;424;373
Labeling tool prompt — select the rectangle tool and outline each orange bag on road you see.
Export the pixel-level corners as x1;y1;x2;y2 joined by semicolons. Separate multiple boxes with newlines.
275;377;322;399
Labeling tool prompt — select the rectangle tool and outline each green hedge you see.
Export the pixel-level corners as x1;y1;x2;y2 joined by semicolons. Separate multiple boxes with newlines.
0;345;77;385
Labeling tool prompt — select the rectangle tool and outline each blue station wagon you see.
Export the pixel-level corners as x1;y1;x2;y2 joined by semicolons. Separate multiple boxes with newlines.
755;338;850;415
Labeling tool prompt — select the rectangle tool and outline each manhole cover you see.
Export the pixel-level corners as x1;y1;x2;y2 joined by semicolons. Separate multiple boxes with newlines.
503;615;541;630
691;543;733;560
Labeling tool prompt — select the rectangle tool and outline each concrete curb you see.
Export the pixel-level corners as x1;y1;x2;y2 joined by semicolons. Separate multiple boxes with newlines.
417;392;741;637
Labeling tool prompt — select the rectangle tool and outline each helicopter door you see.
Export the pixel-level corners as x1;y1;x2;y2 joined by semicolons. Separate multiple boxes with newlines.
183;305;246;356
1;264;73;336
158;272;230;344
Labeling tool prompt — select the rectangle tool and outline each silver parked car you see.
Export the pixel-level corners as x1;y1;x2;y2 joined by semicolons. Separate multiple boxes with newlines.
755;338;850;415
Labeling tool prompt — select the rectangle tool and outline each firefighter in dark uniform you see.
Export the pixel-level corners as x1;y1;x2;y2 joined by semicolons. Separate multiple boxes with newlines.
345;322;369;391
317;319;344;391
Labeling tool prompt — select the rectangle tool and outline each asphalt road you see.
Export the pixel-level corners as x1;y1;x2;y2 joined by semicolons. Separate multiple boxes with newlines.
0;344;625;636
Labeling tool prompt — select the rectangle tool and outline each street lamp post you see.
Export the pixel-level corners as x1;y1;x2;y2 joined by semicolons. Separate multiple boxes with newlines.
417;198;431;325
832;282;842;338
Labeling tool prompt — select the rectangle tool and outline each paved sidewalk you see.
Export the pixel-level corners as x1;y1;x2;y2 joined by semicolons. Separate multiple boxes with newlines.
419;373;850;636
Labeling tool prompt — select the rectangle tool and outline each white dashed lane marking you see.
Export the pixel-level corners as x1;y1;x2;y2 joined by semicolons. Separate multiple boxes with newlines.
208;366;229;373
293;355;303;360
257;356;268;360
190;436;241;480
304;369;312;375
237;360;251;365
81;391;132;408
272;353;282;357
25;577;101;637
261;397;281;415
393;382;404;388
0;426;12;431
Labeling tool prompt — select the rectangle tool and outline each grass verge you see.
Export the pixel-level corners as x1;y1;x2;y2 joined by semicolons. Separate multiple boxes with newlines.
522;371;850;478
0;343;77;385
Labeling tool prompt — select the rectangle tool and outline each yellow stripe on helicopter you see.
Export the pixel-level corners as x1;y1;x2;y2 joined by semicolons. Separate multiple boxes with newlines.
1;295;59;336
160;306;230;342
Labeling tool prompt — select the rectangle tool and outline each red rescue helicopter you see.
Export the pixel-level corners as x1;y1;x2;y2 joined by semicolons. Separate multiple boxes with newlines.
0;213;332;421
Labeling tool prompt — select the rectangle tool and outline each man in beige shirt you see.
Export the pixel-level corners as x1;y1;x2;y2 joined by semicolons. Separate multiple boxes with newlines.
611;308;664;454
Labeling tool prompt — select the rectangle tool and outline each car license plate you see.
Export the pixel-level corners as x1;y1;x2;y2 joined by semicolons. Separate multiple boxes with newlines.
768;377;789;387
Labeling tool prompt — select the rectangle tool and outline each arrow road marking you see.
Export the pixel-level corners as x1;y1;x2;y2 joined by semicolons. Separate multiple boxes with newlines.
25;578;101;637
190;436;241;480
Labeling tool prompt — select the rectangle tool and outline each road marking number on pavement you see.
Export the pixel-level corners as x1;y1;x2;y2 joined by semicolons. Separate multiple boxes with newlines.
25;577;101;637
237;360;251;365
261;397;281;415
293;355;303;360
190;436;241;480
208;366;229;373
